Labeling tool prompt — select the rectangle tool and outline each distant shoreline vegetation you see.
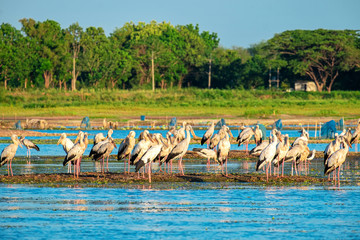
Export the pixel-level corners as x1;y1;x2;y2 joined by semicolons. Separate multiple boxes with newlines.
1;88;359;118
0;19;359;92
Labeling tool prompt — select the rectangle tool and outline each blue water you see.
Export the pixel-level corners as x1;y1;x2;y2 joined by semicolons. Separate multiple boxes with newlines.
1;185;360;239
0;128;340;141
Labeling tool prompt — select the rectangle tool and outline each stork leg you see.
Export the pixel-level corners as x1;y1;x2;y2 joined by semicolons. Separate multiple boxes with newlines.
266;162;270;182
73;161;76;178
10;159;13;176
281;160;285;177
148;163;152;183
124;158;126;173
106;156;109;172
225;158;228;177
102;156;105;173
128;156;130;173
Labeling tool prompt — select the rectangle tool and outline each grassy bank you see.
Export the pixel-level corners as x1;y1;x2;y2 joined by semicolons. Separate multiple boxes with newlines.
1;88;360;119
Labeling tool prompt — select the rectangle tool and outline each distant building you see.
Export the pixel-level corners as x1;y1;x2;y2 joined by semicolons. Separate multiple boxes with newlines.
294;81;317;91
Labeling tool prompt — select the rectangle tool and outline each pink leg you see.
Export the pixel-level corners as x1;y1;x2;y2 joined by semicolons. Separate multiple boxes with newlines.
281;160;284;177
128;156;130;173
102;157;105;173
269;163;272;176
266;162;269;182
148;163;152;183
7;161;10;176
225;158;228;176
10;159;13;176
106;156;109;172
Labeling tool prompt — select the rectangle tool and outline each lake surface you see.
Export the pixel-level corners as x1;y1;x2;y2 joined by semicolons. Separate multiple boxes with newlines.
1;185;360;239
1;128;360;239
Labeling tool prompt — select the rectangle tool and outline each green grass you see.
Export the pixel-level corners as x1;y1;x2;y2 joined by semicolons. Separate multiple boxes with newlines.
1;88;360;119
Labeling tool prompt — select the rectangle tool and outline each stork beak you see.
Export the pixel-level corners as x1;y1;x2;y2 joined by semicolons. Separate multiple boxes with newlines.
18;139;23;148
74;135;80;143
113;142;117;149
346;139;352;148
227;129;234;138
57;139;61;145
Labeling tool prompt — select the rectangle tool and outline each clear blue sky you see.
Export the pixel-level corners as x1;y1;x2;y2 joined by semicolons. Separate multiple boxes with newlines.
1;0;359;48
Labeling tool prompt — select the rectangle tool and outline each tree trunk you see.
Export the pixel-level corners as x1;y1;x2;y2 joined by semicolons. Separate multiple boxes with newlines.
208;58;212;89
44;71;51;89
71;57;76;91
151;51;155;91
24;78;28;89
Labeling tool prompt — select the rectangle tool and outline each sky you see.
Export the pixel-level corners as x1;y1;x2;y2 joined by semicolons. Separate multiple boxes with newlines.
1;0;359;48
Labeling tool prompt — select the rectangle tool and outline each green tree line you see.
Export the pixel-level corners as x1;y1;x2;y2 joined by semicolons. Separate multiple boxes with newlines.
1;19;360;92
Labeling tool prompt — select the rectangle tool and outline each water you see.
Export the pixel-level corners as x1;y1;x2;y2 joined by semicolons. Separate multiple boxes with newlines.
0;128;342;141
1;185;360;239
1;129;360;239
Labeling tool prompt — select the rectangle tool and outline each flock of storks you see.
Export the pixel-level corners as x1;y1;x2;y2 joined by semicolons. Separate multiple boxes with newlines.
1;119;359;184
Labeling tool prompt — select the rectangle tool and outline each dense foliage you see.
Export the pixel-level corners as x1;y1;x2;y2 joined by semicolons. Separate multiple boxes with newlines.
1;19;359;92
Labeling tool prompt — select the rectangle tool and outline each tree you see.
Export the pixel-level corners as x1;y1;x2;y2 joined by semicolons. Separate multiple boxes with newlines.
0;23;23;89
267;29;360;92
19;18;67;88
66;23;83;91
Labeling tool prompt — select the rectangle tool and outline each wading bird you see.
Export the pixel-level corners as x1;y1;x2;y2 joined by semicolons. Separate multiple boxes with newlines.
57;133;75;173
272;134;290;177
217;131;231;176
193;148;217;170
201;121;215;147
237;126;254;152
253;125;263;146
130;130;154;166
256;130;278;181
117;131;136;173
19;136;40;164
91;137;117;173
135;134;163;183
166;125;192;175
63;131;86;178
0;135;23;176
324;138;352;185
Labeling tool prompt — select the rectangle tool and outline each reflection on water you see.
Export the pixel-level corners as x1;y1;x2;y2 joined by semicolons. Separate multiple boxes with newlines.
1;156;360;185
0;186;360;239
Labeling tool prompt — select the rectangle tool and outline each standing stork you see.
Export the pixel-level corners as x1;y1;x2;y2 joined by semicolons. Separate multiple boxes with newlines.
209;125;232;150
272;134;290;177
117;131;136;173
158;132;179;173
201;121;215;147
63;131;86;178
91;137;117;173
325;138;352;185
19;136;40;164
130;130;154;166
0;134;23;176
135;134;163;183
166;125;192;175
57;133;75;173
249;138;270;157
193;148;217;170
176;121;187;142
217;131;231;176
284;139;307;176
255;130;278;181
237;126;254;152
253;125;263;146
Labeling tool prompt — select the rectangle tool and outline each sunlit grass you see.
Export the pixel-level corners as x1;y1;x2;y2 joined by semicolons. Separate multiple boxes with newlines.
1;88;359;119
